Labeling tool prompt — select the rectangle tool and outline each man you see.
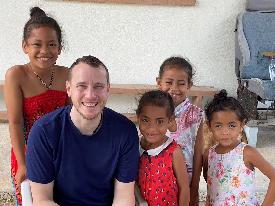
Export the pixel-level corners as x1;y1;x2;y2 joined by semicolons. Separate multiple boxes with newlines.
26;55;139;206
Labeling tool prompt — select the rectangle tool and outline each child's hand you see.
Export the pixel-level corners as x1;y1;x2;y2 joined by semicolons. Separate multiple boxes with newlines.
15;165;26;192
169;117;177;132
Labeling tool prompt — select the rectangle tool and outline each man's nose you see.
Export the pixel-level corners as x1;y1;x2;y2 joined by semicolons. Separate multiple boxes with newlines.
85;87;97;98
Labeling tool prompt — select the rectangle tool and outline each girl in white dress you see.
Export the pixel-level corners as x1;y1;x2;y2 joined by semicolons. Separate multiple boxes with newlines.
203;90;275;206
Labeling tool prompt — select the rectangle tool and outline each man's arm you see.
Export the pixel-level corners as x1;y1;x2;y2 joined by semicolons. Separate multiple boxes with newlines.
30;180;59;206
112;179;135;206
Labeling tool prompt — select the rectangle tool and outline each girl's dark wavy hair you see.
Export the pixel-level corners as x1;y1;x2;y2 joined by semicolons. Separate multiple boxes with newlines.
23;7;63;48
136;90;175;118
205;89;248;123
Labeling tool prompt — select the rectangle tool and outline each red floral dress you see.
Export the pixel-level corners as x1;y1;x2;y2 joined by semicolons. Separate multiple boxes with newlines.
138;139;179;206
11;90;67;205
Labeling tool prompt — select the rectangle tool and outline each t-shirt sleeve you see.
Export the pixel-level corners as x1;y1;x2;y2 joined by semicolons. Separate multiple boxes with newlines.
115;122;139;183
26;122;55;184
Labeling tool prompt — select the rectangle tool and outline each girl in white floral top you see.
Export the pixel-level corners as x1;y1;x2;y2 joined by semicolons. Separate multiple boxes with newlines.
157;56;204;206
203;90;275;206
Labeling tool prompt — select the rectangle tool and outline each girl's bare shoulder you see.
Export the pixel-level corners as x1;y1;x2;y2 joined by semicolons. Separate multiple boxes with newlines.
5;65;28;83
54;65;69;79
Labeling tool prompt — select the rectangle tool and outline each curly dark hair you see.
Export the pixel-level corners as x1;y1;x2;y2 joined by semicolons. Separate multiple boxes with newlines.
158;56;195;85
205;89;248;123
136;90;175;118
23;7;63;48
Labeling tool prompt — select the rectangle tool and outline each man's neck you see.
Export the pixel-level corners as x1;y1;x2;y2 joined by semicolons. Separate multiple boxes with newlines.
70;107;102;135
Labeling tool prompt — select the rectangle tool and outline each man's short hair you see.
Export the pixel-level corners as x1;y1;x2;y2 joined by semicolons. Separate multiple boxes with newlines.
69;55;110;84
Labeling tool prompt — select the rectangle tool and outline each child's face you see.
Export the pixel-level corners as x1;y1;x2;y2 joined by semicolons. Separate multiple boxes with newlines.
157;67;191;107
22;26;61;69
138;105;171;148
209;110;244;148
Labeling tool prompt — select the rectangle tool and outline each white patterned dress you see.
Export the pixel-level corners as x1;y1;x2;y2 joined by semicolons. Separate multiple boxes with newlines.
167;98;204;181
207;142;259;206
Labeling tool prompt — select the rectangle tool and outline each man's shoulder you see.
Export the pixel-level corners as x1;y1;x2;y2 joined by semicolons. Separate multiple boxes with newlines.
103;107;135;127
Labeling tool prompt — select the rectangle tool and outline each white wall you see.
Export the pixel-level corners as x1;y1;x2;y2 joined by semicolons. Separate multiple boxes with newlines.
0;0;246;112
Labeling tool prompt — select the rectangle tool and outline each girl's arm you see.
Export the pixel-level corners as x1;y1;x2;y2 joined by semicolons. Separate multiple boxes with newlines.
244;145;275;206
4;67;25;188
190;122;204;206
202;148;209;182
173;146;190;206
205;196;210;206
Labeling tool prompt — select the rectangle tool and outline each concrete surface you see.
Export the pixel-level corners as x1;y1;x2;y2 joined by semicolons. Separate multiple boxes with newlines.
1;123;275;206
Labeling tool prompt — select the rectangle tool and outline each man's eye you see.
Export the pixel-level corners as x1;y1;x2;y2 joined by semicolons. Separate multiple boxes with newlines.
95;85;104;89
165;82;172;85
77;85;86;88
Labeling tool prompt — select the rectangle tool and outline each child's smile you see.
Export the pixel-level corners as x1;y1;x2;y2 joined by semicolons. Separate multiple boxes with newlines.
157;67;191;107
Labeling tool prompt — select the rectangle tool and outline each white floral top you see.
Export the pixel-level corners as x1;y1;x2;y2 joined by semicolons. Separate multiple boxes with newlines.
207;142;259;206
167;98;203;181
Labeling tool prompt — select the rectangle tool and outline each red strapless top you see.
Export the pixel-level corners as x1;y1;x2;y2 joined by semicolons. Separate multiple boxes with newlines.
23;89;68;140
11;89;67;204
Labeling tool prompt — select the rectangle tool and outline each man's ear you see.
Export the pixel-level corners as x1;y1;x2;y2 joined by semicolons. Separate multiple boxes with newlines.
66;80;71;97
22;41;28;54
106;83;110;93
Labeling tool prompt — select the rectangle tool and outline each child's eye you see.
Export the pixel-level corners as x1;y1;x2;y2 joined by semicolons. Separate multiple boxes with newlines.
49;43;57;47
229;124;236;128
32;43;41;47
142;118;149;123
156;119;164;125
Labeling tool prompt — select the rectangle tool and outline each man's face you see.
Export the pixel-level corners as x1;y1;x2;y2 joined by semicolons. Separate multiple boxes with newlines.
66;62;109;121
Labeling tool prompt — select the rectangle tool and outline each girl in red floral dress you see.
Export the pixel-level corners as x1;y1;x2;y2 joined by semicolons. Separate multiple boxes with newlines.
4;7;69;205
136;90;190;206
